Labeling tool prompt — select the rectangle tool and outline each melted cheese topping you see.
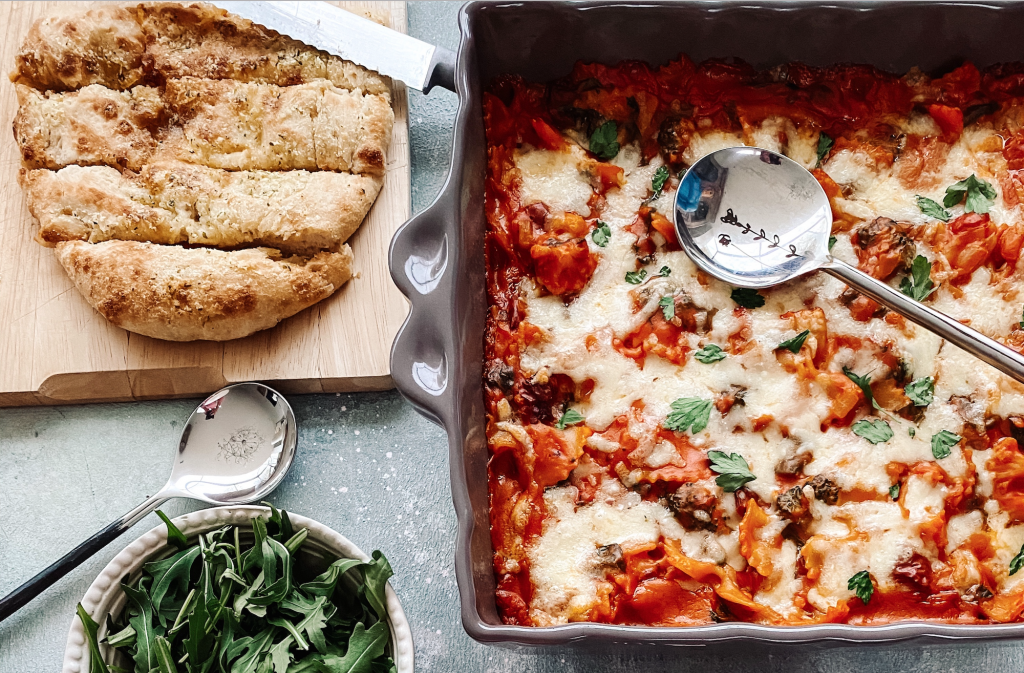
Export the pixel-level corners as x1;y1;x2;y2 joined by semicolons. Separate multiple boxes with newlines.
499;113;1024;625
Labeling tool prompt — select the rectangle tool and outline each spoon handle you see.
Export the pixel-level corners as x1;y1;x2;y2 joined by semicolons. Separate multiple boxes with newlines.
0;493;167;623
823;258;1024;384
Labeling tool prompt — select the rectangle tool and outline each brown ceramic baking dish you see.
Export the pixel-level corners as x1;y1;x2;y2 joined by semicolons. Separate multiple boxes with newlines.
389;0;1024;646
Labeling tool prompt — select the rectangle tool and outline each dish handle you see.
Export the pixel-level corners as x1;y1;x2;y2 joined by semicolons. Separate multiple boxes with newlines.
388;196;454;427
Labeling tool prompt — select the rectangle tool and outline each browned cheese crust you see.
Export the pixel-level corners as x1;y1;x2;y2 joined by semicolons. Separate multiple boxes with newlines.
23;162;381;255
11;6;146;91
55;240;353;341
11;3;390;99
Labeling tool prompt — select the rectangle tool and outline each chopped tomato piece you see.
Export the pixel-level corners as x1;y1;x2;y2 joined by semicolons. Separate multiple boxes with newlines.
530;237;598;296
530;118;566;151
526;425;589;487
942;212;998;284
927;104;964;141
590;162;626;193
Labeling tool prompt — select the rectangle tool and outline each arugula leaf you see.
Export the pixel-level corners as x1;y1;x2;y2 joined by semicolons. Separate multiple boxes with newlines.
104;623;137;650
589;121;620;160
828;235;837;251
848;570;874;604
944;174;997;214
151;636;178;673
889;483;900;500
904;376;934;407
658;296;675;321
146;546;201;618
916;195;951;222
302;559;366;598
664;398;713;434
899;255;935;302
853;419;894;444
360;551;394;624
778;330;810;354
931;430;962;459
1011;544;1024;576
651;166;670;195
555;409;585;430
156;510;188;551
122;582;161;672
591;221;611;247
694;344;726;364
816;132;833;167
269;636;294;673
707;451;756;492
77;603;111;673
625;269;647;285
731;287;765;309
315;622;389;673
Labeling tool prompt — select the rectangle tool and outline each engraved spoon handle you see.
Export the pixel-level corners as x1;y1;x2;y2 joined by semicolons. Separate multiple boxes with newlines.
823;258;1024;384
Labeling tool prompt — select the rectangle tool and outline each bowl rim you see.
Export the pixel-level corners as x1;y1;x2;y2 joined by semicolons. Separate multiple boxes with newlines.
62;505;414;673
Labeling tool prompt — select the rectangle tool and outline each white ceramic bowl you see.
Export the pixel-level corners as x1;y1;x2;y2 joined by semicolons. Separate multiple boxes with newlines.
62;506;414;673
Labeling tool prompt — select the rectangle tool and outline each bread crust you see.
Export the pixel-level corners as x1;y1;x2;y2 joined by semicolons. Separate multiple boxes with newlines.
13;79;392;176
164;78;393;174
23;162;381;255
14;83;165;171
55;240;353;341
11;2;390;99
12;5;146;91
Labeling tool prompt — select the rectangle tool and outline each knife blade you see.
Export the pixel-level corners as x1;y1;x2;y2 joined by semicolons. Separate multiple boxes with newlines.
207;1;455;92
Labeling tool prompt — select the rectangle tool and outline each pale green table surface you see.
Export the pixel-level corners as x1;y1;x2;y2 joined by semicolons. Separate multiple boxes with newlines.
3;3;1024;671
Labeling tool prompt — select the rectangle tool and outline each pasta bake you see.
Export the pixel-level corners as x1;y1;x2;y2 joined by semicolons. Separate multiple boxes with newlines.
484;57;1024;626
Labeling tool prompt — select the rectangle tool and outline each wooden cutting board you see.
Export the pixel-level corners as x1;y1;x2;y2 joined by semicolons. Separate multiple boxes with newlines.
0;1;411;406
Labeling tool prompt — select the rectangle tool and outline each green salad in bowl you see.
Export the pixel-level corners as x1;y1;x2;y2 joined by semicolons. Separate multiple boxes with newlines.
66;506;411;673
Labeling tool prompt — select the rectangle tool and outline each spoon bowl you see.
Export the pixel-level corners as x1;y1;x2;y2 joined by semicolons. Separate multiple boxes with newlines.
167;383;297;504
674;145;1024;385
675;146;831;288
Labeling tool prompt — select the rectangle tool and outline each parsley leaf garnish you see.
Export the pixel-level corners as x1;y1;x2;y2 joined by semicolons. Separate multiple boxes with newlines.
853;418;894;444
659;295;675;321
707;450;756;492
904;376;934;407
899;255;935;302
1011;544;1024;576
694;344;726;364
592;221;611;247
556;408;585;430
916;195;951;222
1020;304;1024;330
589;120;620;160
659;265;671;277
625;269;647;284
778;330;810;354
889;483;900;500
665;397;713;434
816;132;833;168
944;174;997;214
931;430;961;459
848;570;874;604
731;287;765;309
828;235;837;251
843;367;877;410
652;166;670;195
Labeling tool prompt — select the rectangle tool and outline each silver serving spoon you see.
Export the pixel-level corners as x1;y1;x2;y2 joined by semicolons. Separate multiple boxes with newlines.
0;382;297;622
674;146;1024;383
